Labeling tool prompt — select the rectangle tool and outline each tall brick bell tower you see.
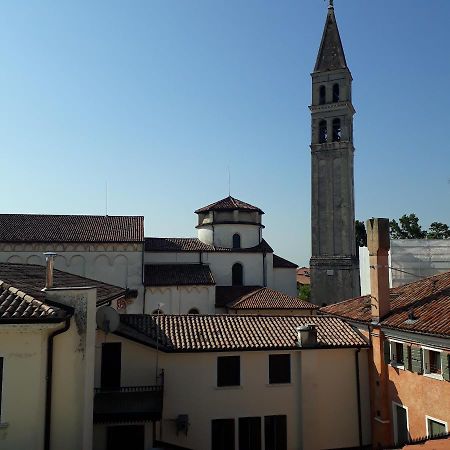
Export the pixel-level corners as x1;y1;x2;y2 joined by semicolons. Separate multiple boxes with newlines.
309;0;360;306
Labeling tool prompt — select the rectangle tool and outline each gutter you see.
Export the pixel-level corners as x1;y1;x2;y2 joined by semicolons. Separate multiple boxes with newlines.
354;348;363;448
44;317;71;450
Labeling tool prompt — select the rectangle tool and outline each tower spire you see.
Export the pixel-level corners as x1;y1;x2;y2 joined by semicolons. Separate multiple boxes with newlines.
328;0;334;9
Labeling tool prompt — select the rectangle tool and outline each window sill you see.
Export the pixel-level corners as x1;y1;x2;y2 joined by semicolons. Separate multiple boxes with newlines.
266;383;292;387
215;385;242;390
0;423;9;429
390;362;405;370
423;373;443;381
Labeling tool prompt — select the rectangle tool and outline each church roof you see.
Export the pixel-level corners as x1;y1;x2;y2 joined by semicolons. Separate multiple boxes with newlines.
0;214;144;243
273;254;298;269
314;3;348;72
145;237;273;254
195;196;264;214
144;264;215;287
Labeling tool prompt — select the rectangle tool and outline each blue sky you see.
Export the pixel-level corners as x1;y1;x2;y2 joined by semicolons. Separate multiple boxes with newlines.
1;0;449;265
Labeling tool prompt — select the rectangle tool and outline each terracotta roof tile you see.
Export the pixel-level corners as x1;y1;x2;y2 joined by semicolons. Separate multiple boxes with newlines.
145;237;273;253
195;196;264;214
0;263;126;306
144;264;215;287
227;287;317;311
118;314;368;352
297;267;311;285
215;286;262;308
273;254;298;269
321;271;450;337
0;214;144;243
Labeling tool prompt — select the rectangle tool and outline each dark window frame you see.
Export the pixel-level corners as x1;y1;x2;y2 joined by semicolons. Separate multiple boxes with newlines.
232;263;244;286
332;118;341;142
319;85;326;105
265;415;287;450
212;418;235;450
269;354;291;384
217;356;240;387
232;233;241;249
318;120;327;143
239;416;261;450
332;83;340;102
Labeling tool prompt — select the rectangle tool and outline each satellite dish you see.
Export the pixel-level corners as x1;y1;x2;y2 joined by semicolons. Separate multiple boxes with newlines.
96;306;120;333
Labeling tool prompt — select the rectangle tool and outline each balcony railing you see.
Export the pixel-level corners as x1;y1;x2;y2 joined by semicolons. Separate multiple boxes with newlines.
94;384;163;423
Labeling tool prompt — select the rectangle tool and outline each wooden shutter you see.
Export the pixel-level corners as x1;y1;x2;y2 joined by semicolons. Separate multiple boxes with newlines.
403;344;411;371
383;339;391;364
442;352;450;382
411;347;423;374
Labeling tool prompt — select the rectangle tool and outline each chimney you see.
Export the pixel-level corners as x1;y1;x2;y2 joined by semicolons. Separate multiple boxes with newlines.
366;218;390;322
43;252;57;289
296;324;318;347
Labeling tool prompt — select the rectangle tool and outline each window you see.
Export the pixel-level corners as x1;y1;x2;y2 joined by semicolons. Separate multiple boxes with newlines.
318;120;327;143
332;83;340;102
269;354;291;384
426;417;448;438
332;118;341;142
239;417;261;450
212;419;235;450
232;263;243;286
188;308;199;314
393;403;409;446
101;343;121;389
232;233;241;249
423;348;442;377
265;415;287;450
319;85;326;105
217;356;240;387
386;341;405;367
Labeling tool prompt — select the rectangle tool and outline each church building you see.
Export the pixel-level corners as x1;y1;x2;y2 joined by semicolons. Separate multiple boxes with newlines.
309;0;360;306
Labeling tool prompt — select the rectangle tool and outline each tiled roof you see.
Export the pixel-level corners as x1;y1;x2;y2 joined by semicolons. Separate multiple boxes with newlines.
215;285;262;308
297;267;311;285
273;254;297;269
195;196;264;214
0;214;144;243
144;264;215;287
118;314;368;352
227;287;318;311
145;237;273;254
0;263;126;306
321;271;450;337
0;281;68;322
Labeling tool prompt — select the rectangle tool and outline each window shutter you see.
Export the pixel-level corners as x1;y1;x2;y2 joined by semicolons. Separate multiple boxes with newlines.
383;340;391;364
411;347;423;374
442;352;450;382
403;344;411;371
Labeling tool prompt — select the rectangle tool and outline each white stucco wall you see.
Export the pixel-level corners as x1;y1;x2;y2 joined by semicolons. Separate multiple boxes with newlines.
144;285;215;315
197;223;261;249
273;267;298;296
0;244;144;313
94;332;371;450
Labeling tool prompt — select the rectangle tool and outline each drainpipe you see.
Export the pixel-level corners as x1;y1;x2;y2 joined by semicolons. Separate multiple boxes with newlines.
44;317;71;450
355;348;363;448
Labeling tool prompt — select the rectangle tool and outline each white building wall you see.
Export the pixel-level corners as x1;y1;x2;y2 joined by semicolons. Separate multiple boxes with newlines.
144;285;215;315
0;244;144;313
207;223;261;249
273;267;297;296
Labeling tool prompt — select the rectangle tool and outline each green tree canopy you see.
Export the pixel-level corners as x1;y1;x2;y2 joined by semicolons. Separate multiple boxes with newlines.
355;220;367;247
427;222;450;239
389;214;427;239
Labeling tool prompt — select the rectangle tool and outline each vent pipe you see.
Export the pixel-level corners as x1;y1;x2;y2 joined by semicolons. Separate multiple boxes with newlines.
296;324;318;347
43;252;57;289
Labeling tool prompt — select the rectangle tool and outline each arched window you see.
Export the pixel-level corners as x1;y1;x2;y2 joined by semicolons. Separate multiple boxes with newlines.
332;118;341;142
232;233;241;249
152;308;164;315
332;83;340;102
318;120;327;143
232;263;243;286
188;308;199;314
319;85;326;105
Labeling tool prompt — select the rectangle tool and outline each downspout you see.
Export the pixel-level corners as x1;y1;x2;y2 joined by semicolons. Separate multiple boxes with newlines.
44;317;71;450
355;348;363;448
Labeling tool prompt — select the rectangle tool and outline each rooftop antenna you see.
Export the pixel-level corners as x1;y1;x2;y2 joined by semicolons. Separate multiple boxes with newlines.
105;181;108;216
227;166;231;196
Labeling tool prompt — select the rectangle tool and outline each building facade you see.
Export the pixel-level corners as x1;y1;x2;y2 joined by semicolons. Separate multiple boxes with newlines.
309;1;360;306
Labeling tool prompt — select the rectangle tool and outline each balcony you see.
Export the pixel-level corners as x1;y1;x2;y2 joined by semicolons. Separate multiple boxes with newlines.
93;385;163;423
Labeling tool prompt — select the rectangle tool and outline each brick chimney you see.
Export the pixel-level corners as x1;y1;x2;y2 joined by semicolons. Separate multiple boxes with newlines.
366;218;390;322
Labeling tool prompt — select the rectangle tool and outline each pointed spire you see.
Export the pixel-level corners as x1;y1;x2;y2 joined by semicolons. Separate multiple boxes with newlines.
314;2;347;72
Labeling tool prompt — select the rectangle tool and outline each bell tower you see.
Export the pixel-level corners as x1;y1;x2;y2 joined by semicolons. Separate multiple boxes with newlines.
309;1;360;306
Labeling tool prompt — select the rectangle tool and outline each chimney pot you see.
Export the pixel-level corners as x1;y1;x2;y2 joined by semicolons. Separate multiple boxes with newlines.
296;324;318;348
43;252;57;289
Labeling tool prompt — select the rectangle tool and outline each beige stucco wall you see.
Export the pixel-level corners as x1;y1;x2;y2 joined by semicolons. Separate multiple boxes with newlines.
94;331;370;450
0;324;55;450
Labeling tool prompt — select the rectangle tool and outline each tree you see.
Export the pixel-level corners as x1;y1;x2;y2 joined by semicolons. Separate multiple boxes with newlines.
298;284;311;301
355;220;367;247
427;222;450;239
389;214;427;239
